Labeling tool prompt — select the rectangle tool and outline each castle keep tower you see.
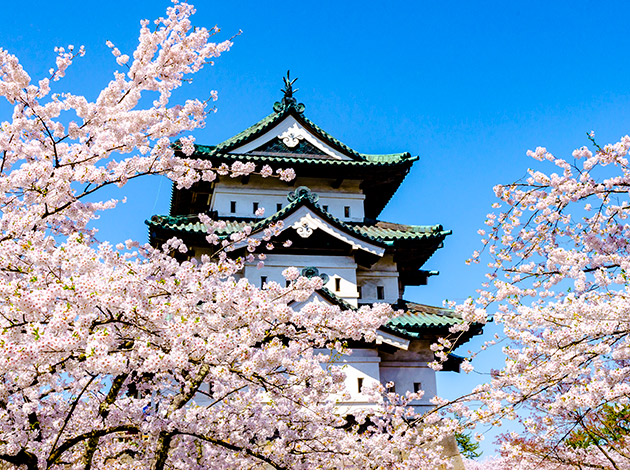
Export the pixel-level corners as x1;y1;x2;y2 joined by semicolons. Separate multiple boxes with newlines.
147;75;480;410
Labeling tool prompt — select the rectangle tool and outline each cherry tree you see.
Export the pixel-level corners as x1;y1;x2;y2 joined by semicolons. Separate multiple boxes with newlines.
450;133;630;469
0;2;459;469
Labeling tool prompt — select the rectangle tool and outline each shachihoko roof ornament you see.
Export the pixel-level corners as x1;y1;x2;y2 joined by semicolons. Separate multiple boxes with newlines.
273;70;305;114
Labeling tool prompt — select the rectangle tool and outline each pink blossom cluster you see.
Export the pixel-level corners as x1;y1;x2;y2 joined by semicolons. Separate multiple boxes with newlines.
447;132;630;468
0;3;461;469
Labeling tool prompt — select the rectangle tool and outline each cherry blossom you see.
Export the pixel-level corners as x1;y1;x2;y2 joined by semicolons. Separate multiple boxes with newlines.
0;2;461;469
448;131;630;469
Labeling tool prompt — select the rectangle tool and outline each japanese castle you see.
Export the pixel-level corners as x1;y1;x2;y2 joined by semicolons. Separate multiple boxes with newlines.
147;75;480;411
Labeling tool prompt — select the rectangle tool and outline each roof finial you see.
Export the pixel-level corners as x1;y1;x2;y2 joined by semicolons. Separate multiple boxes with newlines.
281;70;298;100
274;70;305;113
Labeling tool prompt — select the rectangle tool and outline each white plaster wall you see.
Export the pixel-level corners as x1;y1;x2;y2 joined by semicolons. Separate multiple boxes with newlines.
318;347;383;413
335;348;382;396
243;254;359;306
356;255;400;304
379;341;437;410
210;176;365;222
379;363;436;408
323;347;436;413
194;349;436;412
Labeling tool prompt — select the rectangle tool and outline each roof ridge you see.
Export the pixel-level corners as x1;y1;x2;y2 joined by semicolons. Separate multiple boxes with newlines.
210;110;285;154
317;287;357;311
295;113;364;160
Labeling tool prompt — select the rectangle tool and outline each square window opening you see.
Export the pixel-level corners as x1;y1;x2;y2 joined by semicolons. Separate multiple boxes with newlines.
414;382;422;393
344;206;350;218
335;277;341;292
230;201;236;213
377;286;385;300
253;202;259;214
357;377;364;393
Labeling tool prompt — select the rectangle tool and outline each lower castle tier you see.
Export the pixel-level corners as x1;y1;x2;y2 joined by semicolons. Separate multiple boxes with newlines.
147;83;482;410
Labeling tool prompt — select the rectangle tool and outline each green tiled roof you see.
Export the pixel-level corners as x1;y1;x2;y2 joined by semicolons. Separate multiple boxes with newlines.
306;287;464;334
147;206;449;246
303;290;466;338
210;111;279;153
317;295;466;337
382;301;485;349
191;148;416;167
149;214;448;244
387;302;463;333
314;294;479;358
183;101;417;166
349;222;448;241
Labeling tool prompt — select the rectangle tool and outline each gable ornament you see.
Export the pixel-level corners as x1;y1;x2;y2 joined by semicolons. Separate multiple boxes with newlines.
301;266;330;284
293;221;313;238
287;186;319;204
278;123;305;148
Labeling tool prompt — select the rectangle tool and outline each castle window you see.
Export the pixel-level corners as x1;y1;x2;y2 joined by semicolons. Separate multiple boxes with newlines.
277;203;282;212
322;205;328;212
357;377;364;393
230;201;236;213
387;382;396;393
253;202;259;214
414;382;422;393
335;277;341;292
344;206;350;218
357;285;362;298
261;276;267;286
377;286;385;300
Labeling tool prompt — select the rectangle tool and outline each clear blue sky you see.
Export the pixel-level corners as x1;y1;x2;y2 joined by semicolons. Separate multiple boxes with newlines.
4;0;630;456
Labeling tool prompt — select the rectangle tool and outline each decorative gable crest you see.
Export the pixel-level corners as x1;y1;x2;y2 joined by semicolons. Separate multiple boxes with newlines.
301;266;330;284
287;186;319;204
278;123;305;148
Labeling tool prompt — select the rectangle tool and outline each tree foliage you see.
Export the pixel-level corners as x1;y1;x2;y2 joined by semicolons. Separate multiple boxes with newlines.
455;431;481;460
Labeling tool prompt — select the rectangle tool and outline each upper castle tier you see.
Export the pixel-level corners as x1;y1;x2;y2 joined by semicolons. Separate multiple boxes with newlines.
147;76;481;399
